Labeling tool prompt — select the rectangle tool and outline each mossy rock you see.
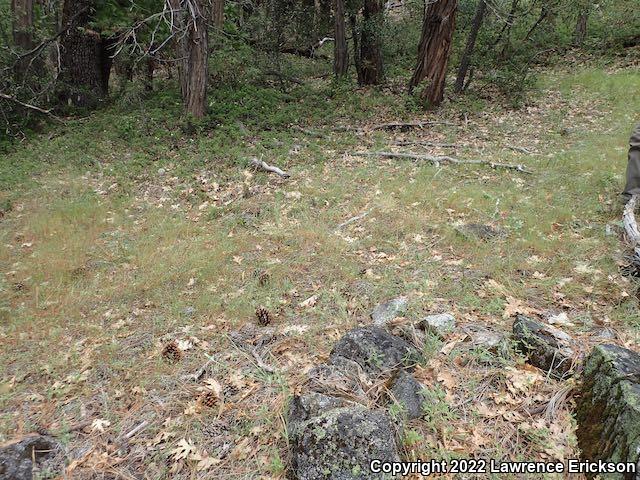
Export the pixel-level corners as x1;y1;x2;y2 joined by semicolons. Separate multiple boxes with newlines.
576;344;640;478
290;406;399;480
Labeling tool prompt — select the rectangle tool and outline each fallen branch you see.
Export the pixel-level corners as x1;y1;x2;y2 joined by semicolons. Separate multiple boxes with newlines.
0;92;63;122
392;140;458;148
354;151;532;174
249;157;290;178
250;347;278;374
336;209;371;230
370;121;458;131
623;195;640;265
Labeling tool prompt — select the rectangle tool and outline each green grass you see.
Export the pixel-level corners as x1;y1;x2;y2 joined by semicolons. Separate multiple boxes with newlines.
1;58;639;477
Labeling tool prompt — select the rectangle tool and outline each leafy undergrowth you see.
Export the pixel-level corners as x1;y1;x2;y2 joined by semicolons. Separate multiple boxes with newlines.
1;57;640;479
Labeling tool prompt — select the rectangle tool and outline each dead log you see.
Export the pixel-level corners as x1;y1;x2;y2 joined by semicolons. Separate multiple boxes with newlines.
622;194;640;267
354;151;532;174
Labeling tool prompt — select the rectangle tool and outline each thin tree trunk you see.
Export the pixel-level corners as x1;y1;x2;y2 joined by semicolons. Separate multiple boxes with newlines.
408;0;457;107
11;0;34;50
333;0;348;77
169;0;209;118
359;0;383;85
349;12;362;83
454;0;485;93
574;8;588;46
59;0;111;108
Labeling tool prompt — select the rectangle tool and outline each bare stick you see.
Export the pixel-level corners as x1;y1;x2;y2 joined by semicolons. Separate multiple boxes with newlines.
336;209;371;230
0;92;63;122
392;141;458;148
354;151;532;174
123;420;149;440
249;157;290;178
370;121;458;131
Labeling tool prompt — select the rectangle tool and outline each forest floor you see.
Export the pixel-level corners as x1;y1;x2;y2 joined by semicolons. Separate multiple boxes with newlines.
1;51;640;479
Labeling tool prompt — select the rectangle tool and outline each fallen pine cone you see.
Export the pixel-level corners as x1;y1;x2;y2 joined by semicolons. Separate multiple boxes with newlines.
162;340;182;362
255;306;271;326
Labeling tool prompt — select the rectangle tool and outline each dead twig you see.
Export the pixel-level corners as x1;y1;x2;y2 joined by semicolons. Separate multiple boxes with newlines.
392;140;458;148
370;121;458;131
228;335;280;374
0;92;63;122
249;157;290;178
122;420;149;440
354;151;532;174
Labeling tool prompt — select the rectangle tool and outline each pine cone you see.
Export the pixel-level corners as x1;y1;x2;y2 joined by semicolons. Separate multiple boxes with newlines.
258;271;270;286
198;391;218;409
162;340;182;362
255;306;271;326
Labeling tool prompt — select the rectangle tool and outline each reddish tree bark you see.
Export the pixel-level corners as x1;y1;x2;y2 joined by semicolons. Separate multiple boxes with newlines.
408;0;458;107
169;0;209;118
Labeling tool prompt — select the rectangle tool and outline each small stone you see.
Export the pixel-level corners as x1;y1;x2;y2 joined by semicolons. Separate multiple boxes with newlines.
466;327;506;351
513;315;575;379
547;312;573;327
0;434;62;480
576;344;640;470
330;326;420;376
389;372;424;420
421;313;456;337
183;306;196;316
371;296;408;326
290;406;400;480
157;168;166;176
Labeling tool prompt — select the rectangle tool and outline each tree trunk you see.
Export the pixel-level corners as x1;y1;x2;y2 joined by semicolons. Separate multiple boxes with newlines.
59;0;112;108
349;12;362;83
454;0;485;93
408;0;457;107
359;0;383;85
11;0;34;50
169;0;209;118
333;0;348;77
574;8;588;46
212;0;224;29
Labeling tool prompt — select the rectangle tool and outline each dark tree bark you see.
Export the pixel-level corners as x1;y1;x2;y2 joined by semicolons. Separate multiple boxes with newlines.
573;8;588;46
349;12;362;83
59;0;113;108
408;0;457;107
454;0;486;93
333;0;348;77
11;0;34;50
359;0;383;85
169;0;209;118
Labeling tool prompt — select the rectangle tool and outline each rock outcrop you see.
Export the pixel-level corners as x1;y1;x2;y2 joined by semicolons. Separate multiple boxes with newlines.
0;434;61;480
576;344;640;475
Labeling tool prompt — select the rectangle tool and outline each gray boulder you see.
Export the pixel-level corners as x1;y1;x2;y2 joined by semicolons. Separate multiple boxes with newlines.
0;435;61;480
330;326;419;376
371;297;408;327
576;344;640;476
513;315;575;379
290;406;400;480
389;372;424;420
420;313;456;337
288;393;348;432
